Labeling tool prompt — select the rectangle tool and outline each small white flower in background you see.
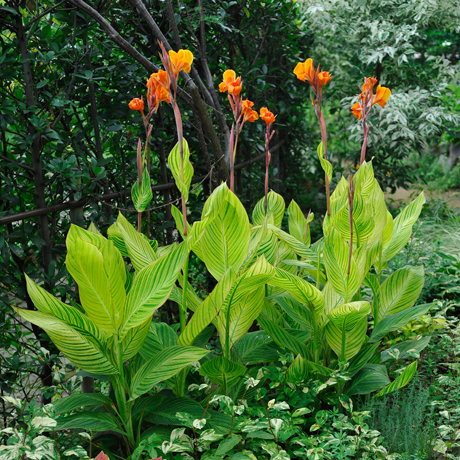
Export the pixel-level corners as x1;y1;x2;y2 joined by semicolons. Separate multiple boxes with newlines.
245;377;260;388
193;418;207;429
268;399;276;408
31;416;57;429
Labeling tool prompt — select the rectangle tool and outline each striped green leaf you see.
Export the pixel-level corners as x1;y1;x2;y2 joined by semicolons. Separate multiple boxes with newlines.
288;200;313;246
198;184;250;280
276;241;298;274
121;317;151;360
383;192;425;262
67;224;106;249
54;412;124;434
381;210;394;248
116;212;158;271
323;226;360;301
269;268;324;322
199;356;246;390
369;303;433;343
168;138;194;202
54;393;112;415
346;364;390;395
381;336;431;363
257;316;309;358
353;160;375;198
325;301;370;361
107;223;129;257
306;360;333;376
13;308;117;374
121;242;187;337
377;266;424;322
66;229;125;334
268;225;317;261
179;268;236;346
322;282;344;319
140;322;179;360
274;294;314;331
87;222;102;235
365;181;388;245
231;331;279;365
286;355;310;383
347;342;381;377
132;166;153;212
317;141;332;182
25;275;106;346
375;361;417;397
130;345;209;399
252;190;285;228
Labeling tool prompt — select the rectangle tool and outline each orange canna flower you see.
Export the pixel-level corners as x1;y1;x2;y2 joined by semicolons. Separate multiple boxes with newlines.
241;100;258;122
219;69;242;96
317;71;332;88
168;49;194;77
362;76;377;93
373;85;391;107
146;70;171;112
260;107;276;125
293;58;315;85
129;98;144;111
351;101;363;120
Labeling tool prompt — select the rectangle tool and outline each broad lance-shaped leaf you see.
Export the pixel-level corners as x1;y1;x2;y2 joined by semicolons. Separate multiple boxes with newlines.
252;190;285;228
346;364;390;395
132;166;153;212
53;393;112;415
274;294;314;332
140;322;178;360
267;224;317;261
383;192;425;262
375;361;417;397
120;242;187;337
286;355;310;383
116;212;158;272
269;268;324;322
369;303;433;343
54;412;125;434
107;223;128;257
25;275;107;346
168;137;194;202
325;301;370;361
287;200;314;245
200;356;246;390
13;308;117;374
130;345;209;399
121;317;151;361
317;141;332;182
66;226;126;334
323;226;360;301
381;336;431;363
377;266;424;322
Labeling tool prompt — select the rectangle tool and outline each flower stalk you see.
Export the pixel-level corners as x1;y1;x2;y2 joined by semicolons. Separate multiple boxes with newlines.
260;107;276;213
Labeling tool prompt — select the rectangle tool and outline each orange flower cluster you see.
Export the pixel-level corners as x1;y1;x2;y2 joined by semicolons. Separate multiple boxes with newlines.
294;58;331;94
260;107;276;125
219;70;242;96
146;69;171;113
128;98;144;112
351;77;391;120
242;99;259;123
169;49;193;78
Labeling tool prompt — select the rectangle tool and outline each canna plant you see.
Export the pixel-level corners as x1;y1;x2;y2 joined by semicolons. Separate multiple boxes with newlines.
13;46;431;459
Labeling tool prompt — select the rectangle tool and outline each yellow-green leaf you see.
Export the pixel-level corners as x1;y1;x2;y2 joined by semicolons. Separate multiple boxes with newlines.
168;138;194;202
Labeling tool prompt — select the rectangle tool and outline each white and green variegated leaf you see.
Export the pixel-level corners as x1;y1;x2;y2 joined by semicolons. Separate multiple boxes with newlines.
121;243;187;337
66;228;125;334
132;166;153;212
199;356;246;390
375;362;417;397
382;192;425;262
287;200;313;246
354;240;380;288
252;190;285;228
377;266;424;322
323;227;360;301
107;223;129;257
130;345;209;399
268;225;317;261
317;141;332;182
121;317;151;361
325;301;370;361
117;212;158;271
25;275;107;346
198;183;250;280
13;308;117;374
269;268;324;321
217;286;265;353
168;138;194;202
179;268;236;346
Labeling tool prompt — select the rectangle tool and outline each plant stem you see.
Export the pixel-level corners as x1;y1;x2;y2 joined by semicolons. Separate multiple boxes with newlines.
318;111;331;216
137;211;141;232
360;120;369;165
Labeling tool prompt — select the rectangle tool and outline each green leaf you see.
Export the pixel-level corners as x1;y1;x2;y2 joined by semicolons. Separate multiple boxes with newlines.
274;294;314;332
142;395;206;425
121;242;187;337
116;212;158;271
370;303;433;343
121;317;151;360
132;166;153;212
346;364;390;395
231;331;279;365
317;141;332;182
107;223;129;257
323;226;360;301
168;137;194;202
200;356;246;390
375;362;417;397
252;190;285;228
12;308;117;375
347;342;380;377
216;435;242;456
140;322;178;359
54;393;113;415
325;301;370;361
287;200;313;245
54;412;125;434
377;266;424;322
268;225;317;261
130;345;209;399
383;192;425;262
286;355;310;383
380;336;431;363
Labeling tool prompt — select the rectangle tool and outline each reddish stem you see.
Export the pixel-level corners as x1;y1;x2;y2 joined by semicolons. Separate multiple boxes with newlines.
360;121;370;165
229;124;235;192
137;212;142;233
318;111;331;216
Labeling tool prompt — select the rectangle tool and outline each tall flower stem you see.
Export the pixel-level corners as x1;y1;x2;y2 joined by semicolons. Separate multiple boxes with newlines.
360;118;370;165
264;122;274;214
318;111;331;216
229;124;236;192
346;176;355;303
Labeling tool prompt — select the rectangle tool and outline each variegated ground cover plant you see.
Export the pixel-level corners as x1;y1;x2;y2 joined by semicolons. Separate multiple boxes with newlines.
13;48;430;458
